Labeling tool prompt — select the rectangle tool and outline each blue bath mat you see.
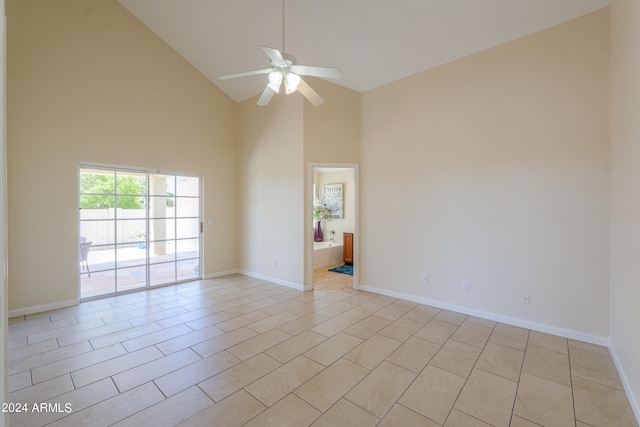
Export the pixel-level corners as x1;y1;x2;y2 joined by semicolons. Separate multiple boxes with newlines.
328;265;353;275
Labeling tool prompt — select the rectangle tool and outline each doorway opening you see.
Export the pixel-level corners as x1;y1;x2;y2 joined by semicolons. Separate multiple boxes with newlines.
79;165;202;300
308;164;358;291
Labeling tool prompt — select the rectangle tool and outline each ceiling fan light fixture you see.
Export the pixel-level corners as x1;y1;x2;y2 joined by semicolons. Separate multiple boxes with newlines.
267;71;283;92
218;0;341;106
284;72;301;94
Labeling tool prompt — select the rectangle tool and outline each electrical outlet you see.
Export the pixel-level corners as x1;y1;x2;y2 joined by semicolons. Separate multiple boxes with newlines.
462;282;471;293
421;274;428;284
521;294;531;305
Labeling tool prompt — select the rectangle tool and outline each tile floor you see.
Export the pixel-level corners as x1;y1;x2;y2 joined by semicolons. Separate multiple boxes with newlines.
7;274;638;427
313;264;353;291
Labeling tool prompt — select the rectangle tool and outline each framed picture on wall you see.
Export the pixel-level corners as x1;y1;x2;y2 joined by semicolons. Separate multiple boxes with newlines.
324;183;344;219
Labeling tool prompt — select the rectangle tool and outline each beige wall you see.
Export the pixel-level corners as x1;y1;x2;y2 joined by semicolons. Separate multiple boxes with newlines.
360;10;610;338
303;77;361;164
303;79;361;287
237;94;305;288
6;0;238;312
609;0;640;416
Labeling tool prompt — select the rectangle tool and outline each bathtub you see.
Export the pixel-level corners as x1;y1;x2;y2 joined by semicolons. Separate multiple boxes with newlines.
313;241;343;269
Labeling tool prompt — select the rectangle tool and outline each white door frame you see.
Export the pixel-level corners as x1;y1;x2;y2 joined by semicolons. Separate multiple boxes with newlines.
306;162;359;291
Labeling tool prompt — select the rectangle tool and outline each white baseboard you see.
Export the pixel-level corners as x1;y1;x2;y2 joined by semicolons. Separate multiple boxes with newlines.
358;284;609;346
359;283;640;424
238;270;304;291
202;269;241;280
8;299;79;318
608;344;640;424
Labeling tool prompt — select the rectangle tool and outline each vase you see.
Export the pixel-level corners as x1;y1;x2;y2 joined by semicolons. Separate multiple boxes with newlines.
314;220;323;242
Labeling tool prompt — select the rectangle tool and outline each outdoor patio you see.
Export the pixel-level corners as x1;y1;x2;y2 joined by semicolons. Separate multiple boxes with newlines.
80;243;199;298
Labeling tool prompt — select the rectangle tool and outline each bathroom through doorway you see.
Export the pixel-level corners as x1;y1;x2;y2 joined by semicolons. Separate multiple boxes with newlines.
308;164;358;291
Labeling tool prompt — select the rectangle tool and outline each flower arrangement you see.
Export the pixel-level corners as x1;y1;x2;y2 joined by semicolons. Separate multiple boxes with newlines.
313;206;332;221
130;230;146;241
130;230;146;249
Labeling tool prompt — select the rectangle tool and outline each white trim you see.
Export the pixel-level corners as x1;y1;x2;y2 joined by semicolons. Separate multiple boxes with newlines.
238;270;304;291
358;284;609;346
609;345;640;424
78;161;201;180
8;299;79;319
203;269;240;280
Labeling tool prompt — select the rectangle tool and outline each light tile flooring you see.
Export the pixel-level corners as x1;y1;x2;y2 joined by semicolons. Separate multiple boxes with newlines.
313;264;353;291
7;274;638;427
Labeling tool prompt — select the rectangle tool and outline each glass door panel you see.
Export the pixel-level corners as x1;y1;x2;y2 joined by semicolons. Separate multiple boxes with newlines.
149;242;175;265
79;169;117;297
175;175;200;282
150;262;177;287
148;174;174;287
176;238;199;260
149;219;175;241
148;173;201;287
177;218;200;238
178;259;199;282
80;167;147;298
117;267;147;292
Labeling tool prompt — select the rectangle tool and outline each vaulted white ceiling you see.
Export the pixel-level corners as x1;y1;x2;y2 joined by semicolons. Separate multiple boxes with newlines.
118;0;610;103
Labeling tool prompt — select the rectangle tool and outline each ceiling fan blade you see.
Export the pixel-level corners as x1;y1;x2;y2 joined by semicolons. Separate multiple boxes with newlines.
262;46;288;67
297;78;324;107
219;68;273;80
257;86;276;106
291;65;342;80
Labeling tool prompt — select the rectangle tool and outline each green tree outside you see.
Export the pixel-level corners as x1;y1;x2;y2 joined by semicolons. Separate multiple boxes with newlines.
80;173;146;209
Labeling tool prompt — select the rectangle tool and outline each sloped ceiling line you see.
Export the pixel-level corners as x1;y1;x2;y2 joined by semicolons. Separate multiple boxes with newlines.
118;0;610;103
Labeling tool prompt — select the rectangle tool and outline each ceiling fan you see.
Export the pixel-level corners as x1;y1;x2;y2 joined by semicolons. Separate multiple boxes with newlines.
219;0;341;107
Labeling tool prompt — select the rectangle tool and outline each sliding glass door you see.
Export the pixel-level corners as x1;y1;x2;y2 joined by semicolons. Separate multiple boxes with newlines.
79;166;201;299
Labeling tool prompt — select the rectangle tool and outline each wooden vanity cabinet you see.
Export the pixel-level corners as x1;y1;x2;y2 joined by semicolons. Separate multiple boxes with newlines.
343;232;353;265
